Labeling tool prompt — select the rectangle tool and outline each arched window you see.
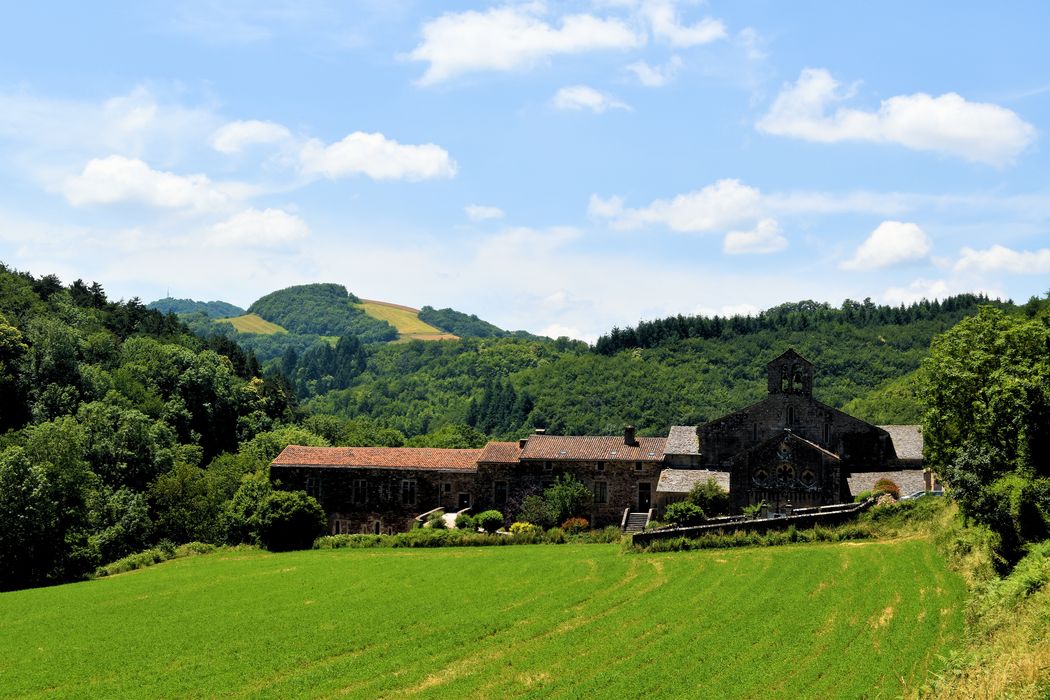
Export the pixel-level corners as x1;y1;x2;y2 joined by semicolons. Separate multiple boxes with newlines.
776;462;795;483
753;468;770;486
800;469;817;487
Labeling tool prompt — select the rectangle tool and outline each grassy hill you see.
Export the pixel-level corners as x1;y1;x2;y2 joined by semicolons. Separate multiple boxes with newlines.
0;540;963;698
357;299;458;342
217;313;287;335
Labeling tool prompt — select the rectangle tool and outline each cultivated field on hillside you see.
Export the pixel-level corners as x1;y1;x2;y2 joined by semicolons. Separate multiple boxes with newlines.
358;299;458;341
0;540;963;698
218;313;287;335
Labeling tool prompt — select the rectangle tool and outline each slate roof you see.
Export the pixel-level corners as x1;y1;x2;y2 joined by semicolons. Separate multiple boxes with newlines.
665;426;700;455
272;445;482;471
657;469;730;493
847;469;927;497
519;435;665;462
878;425;923;463
478;441;523;464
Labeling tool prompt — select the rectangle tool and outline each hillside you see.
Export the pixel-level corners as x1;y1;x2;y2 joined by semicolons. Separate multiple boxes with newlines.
216;313;287;335
0;540;964;697
248;283;398;343
146;296;245;318
357;299;458;341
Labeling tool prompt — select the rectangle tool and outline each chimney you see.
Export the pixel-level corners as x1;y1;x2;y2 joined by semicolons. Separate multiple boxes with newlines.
534;428;546;435
624;425;638;447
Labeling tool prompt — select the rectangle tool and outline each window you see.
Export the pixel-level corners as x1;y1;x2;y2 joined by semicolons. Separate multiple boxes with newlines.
306;476;322;499
443;482;452;493
596;462;605;473
543;461;553;472
634;462;643;472
494;480;508;506
594;481;608;504
787;406;795;426
823;423;830;445
401;479;417;506
333;520;342;535
352;479;367;504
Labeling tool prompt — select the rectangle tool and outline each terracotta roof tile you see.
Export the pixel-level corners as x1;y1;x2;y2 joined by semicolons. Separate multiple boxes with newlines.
272;445;481;471
478;441;523;463
520;435;665;462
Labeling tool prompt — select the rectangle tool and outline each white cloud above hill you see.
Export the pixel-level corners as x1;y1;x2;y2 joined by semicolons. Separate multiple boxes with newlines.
841;221;932;270
299;132;457;181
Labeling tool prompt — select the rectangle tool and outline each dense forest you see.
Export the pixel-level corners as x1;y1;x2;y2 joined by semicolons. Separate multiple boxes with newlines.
248;283;397;342
418;305;535;339
147;297;245;319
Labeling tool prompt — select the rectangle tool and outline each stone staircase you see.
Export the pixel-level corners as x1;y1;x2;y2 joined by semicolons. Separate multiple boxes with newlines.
622;510;651;533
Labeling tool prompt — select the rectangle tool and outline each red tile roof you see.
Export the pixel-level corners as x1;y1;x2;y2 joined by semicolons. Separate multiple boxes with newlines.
478;441;523;463
272;445;482;471
520;435;665;462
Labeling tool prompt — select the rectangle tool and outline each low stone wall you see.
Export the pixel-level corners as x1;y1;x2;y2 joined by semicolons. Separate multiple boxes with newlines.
631;500;873;547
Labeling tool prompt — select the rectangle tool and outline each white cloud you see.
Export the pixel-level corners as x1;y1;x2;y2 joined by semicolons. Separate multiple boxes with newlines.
465;204;505;221
723;218;786;254
693;302;761;318
641;0;726;47
62;155;234;212
881;278;951;305
757;68;1037;166
212;120;292;154
590;178;762;232
299;132;457;181
551;85;630;113
626;56;682;87
954;244;1050;274
209;208;309;246
840;221;932;270
538;323;591;342
408;5;642;84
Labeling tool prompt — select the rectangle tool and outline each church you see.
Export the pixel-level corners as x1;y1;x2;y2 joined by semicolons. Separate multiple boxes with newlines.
270;349;928;534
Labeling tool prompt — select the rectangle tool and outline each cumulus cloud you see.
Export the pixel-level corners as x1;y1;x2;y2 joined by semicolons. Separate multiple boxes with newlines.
212;119;291;154
723;218;786;254
465;204;505;221
641;0;726;47
299;132;457;181
62;155;234;212
551;85;630;113
881;278;952;305
208;207;309;246
757;68;1037;166
589;178;762;232
626;56;682;87
408;5;642;84
840;221;932;270
954;244;1050;274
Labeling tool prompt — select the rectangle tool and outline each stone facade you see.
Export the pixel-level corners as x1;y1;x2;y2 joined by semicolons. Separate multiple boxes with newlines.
269;349;928;532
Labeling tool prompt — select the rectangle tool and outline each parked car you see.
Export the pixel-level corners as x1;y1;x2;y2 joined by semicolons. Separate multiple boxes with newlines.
902;490;944;500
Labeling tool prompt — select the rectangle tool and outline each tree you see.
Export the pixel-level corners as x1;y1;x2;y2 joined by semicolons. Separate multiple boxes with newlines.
256;490;326;551
664;501;705;527
687;478;730;517
0;447;59;589
542;475;591;526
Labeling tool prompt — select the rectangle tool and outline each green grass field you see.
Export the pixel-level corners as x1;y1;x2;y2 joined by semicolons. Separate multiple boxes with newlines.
357;299;458;341
217;313;287;335
0;539;963;699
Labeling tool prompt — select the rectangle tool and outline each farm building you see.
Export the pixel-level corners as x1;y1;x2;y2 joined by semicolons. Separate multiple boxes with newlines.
270;349;930;534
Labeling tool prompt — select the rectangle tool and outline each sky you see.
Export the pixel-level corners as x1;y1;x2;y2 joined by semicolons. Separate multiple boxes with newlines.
0;1;1048;341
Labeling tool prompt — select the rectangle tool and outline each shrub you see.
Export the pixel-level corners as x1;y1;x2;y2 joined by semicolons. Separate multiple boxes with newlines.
517;495;554;528
544;475;591;525
664;501;706;527
545;527;566;544
742;501;765;519
687;478;730;516
509;522;541;535
561;517;589;534
872;478;901;500
473;510;504;534
854;490;873;503
256;490;326;552
454;513;475;530
427;512;448;530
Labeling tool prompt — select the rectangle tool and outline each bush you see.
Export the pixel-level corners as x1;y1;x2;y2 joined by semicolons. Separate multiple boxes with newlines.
256;490;326;552
544;475;591;525
427;512;448;530
854;490;873;503
664;501;706;527
473;510;504;534
509;522;542;535
561;517;589;534
545;527;566;544
454;513;475;530
687;478;730;517
872;478;901;500
517;495;554;528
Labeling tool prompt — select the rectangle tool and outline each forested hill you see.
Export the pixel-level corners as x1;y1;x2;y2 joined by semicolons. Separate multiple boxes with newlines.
248;283;397;343
147;297;245;319
418;305;538;339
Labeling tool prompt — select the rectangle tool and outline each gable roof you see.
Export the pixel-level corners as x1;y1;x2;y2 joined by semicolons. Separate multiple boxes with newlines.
272;445;482;471
878;425;923;462
478;441;523;464
847;469;927;497
732;429;841;462
769;348;812;366
665;426;700;455
520;434;665;462
657;469;729;493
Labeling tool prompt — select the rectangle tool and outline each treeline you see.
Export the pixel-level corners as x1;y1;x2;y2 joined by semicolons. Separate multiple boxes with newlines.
419;305;511;338
147;297;245;319
594;295;1000;355
248;283;397;342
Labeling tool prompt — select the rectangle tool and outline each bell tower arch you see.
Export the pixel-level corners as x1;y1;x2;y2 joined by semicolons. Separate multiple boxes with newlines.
766;348;813;396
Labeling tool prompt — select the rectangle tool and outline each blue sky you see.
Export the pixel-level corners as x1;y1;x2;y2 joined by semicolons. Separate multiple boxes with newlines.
0;1;1048;340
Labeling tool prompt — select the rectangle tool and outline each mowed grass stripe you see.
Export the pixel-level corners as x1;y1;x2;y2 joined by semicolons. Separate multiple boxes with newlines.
0;540;964;699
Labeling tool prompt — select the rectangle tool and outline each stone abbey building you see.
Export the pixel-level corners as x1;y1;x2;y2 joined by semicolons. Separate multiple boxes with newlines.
271;350;927;534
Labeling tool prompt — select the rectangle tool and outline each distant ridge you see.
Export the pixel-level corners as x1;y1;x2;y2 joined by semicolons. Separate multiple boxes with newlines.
148;297;245;319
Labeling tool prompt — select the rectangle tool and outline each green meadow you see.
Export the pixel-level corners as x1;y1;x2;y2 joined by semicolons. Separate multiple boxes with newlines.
0;539;963;699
